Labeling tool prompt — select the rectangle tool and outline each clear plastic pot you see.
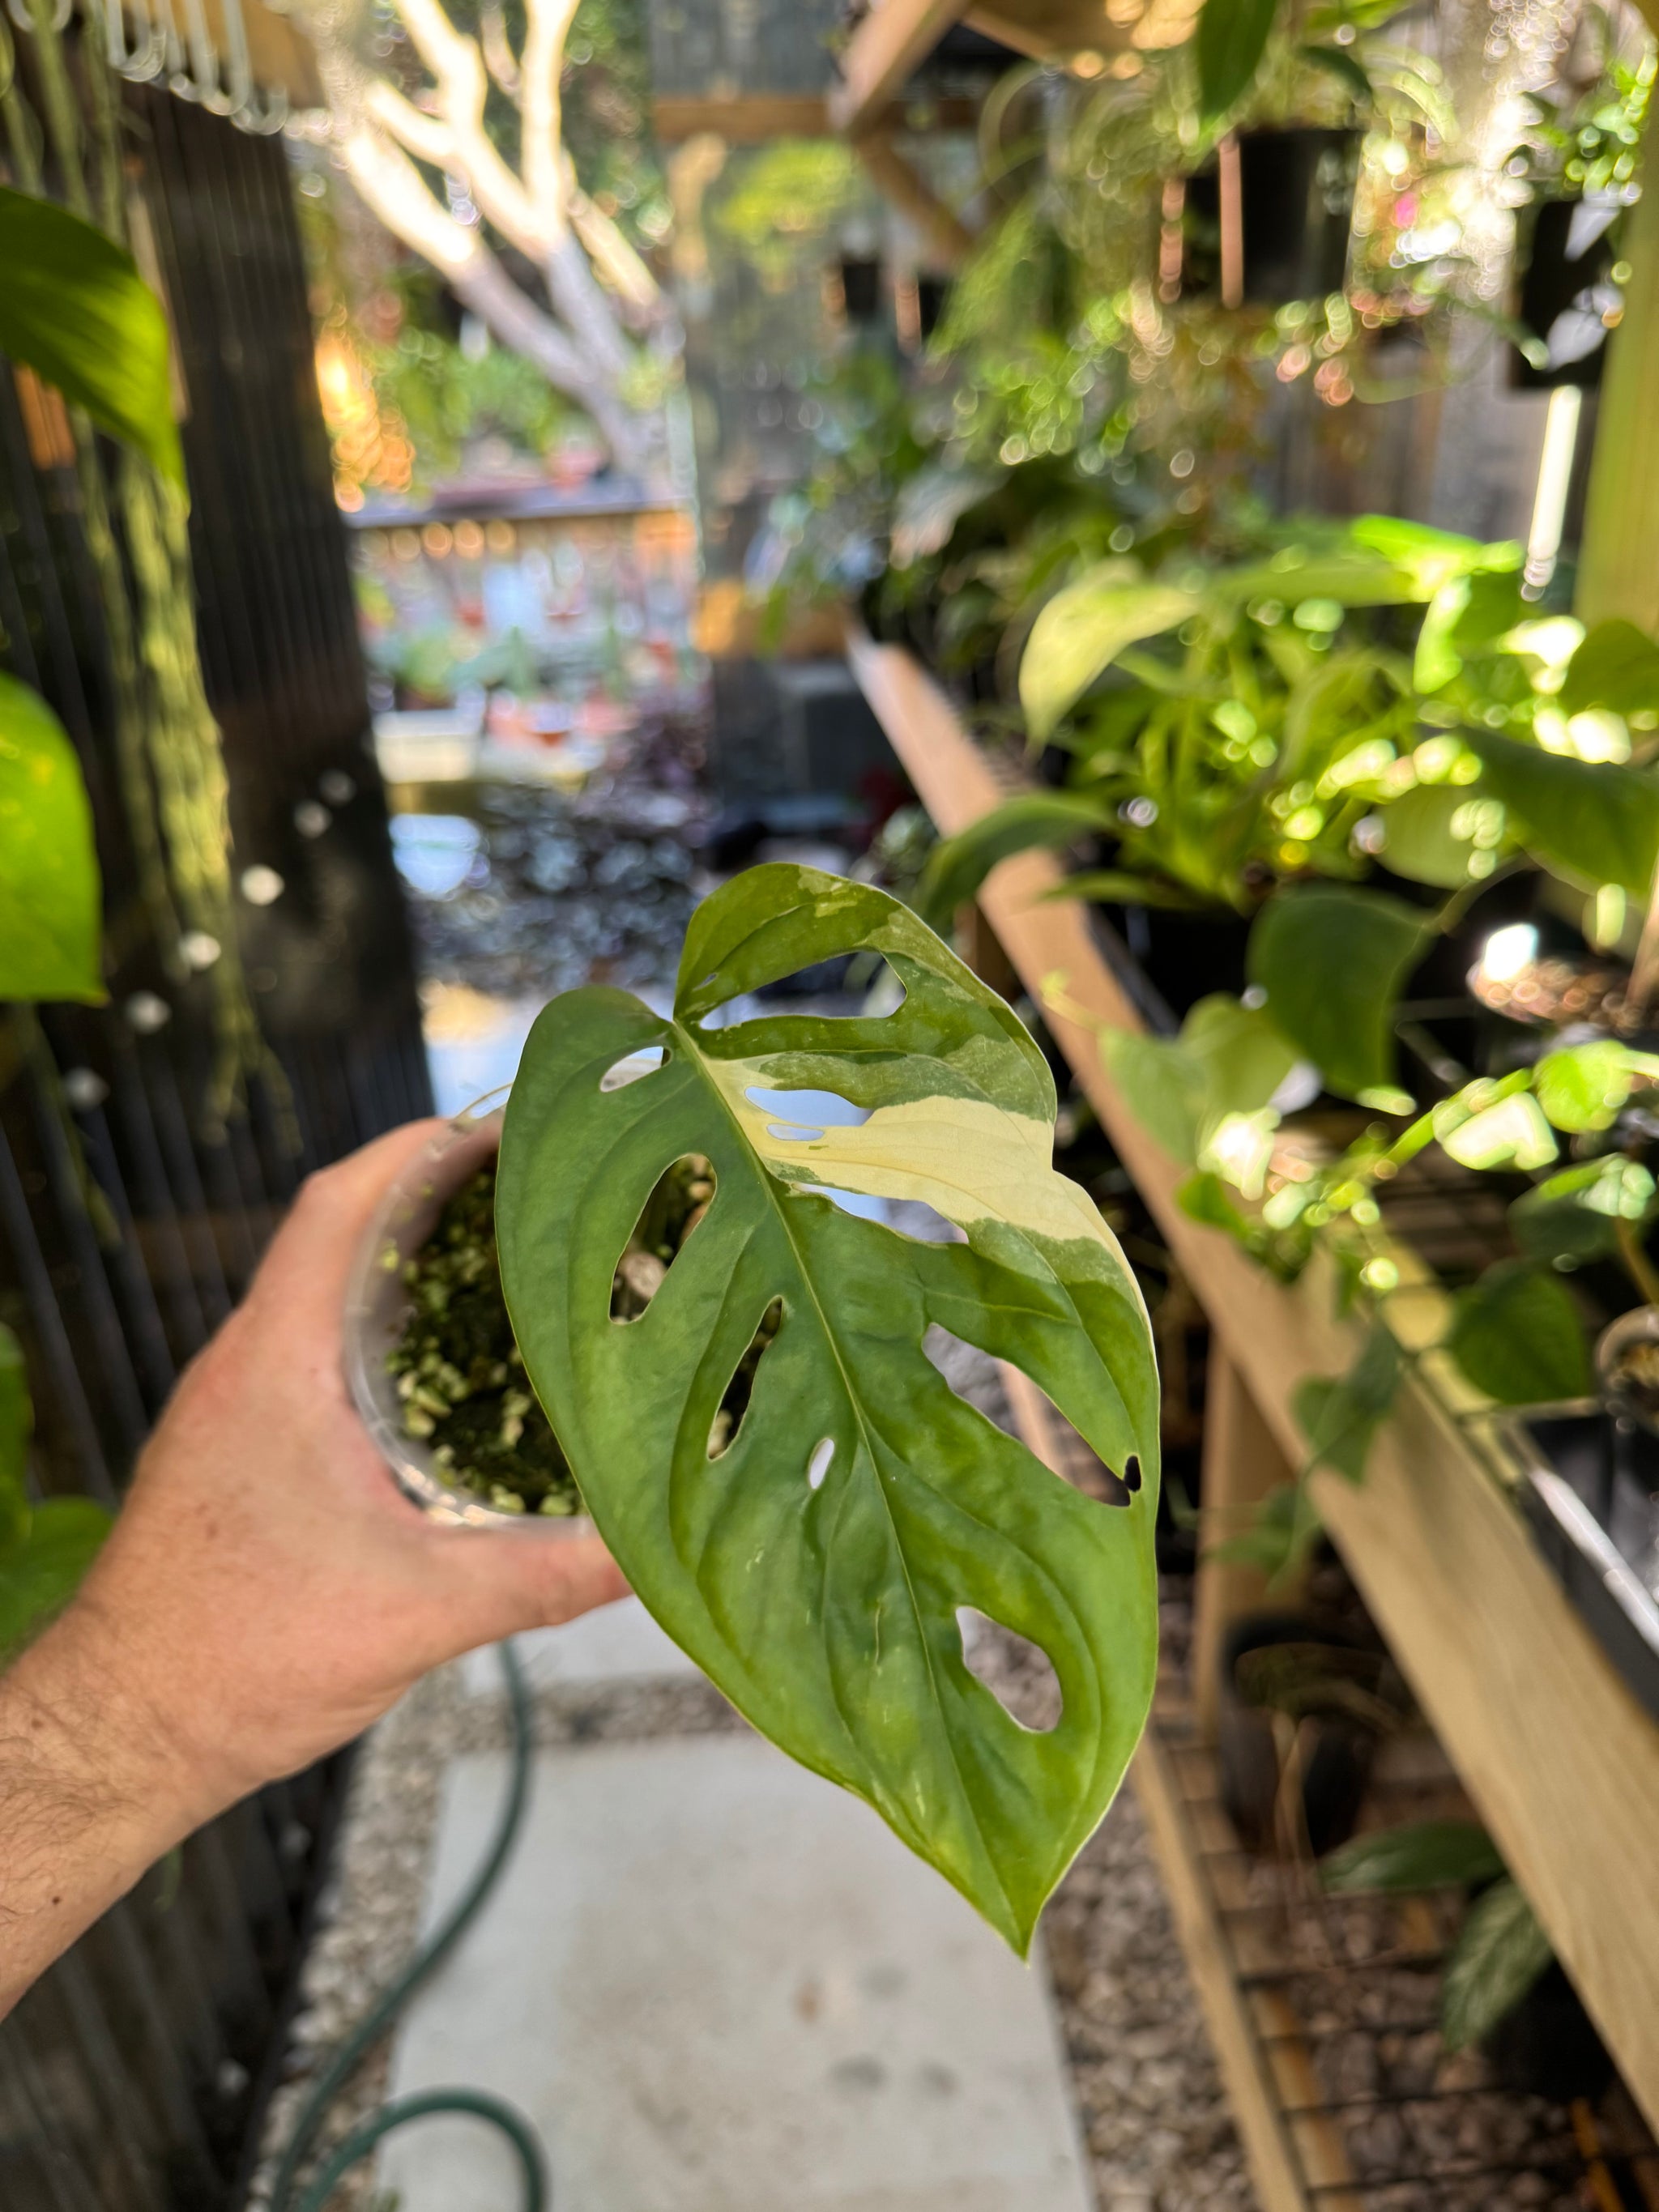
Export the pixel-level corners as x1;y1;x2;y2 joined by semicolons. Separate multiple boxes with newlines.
343;1087;594;1534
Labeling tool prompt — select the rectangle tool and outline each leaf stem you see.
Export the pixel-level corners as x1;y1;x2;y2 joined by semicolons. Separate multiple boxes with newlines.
1616;1215;1659;1311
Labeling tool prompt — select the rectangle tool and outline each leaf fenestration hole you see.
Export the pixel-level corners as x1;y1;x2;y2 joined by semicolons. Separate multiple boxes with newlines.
923;1329;1132;1507
745;1085;872;1135
600;1043;668;1092
807;1436;834;1491
694;961;907;1029
610;1154;715;1323
957;1609;1064;1733
708;1296;784;1459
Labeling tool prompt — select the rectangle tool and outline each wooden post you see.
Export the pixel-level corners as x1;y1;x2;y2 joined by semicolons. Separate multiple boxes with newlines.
1576;145;1659;631
1192;1352;1298;1741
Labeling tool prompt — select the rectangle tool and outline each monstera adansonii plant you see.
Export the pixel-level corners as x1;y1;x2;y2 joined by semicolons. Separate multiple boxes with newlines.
496;864;1160;1951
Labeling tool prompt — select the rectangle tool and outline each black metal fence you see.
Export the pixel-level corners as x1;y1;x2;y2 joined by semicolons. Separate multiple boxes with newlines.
0;60;429;2212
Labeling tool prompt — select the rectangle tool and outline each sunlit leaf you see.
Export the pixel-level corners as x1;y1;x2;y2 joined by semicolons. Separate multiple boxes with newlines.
1196;0;1280;121
1247;886;1427;1105
1439;1093;1557;1172
1464;728;1659;897
1559;618;1659;718
916;791;1115;931
1447;1261;1591;1405
0;674;104;1004
1510;1157;1655;1266
1441;1877;1554;2052
497;865;1161;1953
0;185;184;487
1323;1819;1506;1894
1020;572;1197;744
1533;1039;1636;1132
1347;515;1521;592
1375;782;1501;889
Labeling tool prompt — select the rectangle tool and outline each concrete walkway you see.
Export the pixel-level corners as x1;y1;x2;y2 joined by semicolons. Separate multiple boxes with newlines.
382;1609;1096;2212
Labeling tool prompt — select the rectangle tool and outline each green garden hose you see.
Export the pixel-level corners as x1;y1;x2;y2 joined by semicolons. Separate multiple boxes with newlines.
268;1640;547;2212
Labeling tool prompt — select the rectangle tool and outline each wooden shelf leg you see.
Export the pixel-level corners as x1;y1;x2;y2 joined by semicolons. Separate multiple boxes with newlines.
1192;1350;1297;1742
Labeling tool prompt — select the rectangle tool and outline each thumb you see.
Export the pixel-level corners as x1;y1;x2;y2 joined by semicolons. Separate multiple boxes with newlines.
433;1527;633;1653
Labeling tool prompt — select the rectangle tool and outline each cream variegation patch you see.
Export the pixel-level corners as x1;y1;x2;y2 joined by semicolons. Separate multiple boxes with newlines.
710;1059;1123;1259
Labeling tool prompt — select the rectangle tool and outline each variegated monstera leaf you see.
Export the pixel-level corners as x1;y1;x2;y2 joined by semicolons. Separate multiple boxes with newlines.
497;864;1159;1950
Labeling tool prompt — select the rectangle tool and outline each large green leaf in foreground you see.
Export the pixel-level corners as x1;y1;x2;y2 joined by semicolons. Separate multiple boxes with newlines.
498;865;1161;1951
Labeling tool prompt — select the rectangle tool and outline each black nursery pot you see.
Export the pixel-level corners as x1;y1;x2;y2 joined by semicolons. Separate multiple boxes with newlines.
1183;129;1362;307
1216;1612;1403;1858
839;256;884;322
1481;1960;1615;2103
1509;196;1622;391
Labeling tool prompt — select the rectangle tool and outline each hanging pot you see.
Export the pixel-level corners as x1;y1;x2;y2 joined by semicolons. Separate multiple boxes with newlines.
1182;128;1362;309
1508;194;1624;391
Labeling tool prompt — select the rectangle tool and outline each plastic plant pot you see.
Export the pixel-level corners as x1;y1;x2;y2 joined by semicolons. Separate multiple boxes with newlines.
1215;1611;1408;1858
344;1086;594;1534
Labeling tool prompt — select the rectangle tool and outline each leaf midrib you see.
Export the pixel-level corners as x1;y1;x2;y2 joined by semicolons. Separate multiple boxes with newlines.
674;1012;1018;1929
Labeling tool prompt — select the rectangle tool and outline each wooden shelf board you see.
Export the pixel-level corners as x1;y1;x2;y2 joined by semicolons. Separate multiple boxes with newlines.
830;0;973;134
848;629;1659;2130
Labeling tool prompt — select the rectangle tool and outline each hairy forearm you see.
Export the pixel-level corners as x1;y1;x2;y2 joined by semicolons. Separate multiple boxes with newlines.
0;1606;203;2019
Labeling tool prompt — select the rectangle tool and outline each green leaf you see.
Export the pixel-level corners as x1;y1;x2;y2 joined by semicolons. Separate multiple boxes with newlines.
1441;1877;1555;2052
1178;1167;1256;1240
890;463;1003;566
1100;1028;1205;1165
496;864;1162;1953
1346;515;1520;592
0;185;184;488
1374;782;1500;889
1510;1157;1655;1266
1533;1039;1636;1132
0;1498;111;1660
1463;728;1659;897
1299;41;1373;105
916;791;1114;931
1247;887;1427;1106
0;673;104;1004
1182;992;1299;1119
1019;573;1197;744
1447;1260;1592;1405
0;1326;29;1555
1293;1323;1401;1484
1559;618;1659;718
1322;1819;1506;1894
1207;1481;1321;1581
1196;0;1281;121
1046;871;1202;910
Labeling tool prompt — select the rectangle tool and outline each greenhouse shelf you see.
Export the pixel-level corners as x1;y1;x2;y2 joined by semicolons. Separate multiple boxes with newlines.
847;629;1659;2140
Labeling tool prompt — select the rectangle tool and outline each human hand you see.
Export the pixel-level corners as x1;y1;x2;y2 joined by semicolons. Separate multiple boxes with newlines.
0;1121;627;2014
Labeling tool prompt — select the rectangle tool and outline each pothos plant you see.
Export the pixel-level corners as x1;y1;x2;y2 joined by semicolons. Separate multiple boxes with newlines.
922;518;1659;1004
491;863;1162;1951
1048;977;1659;1576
